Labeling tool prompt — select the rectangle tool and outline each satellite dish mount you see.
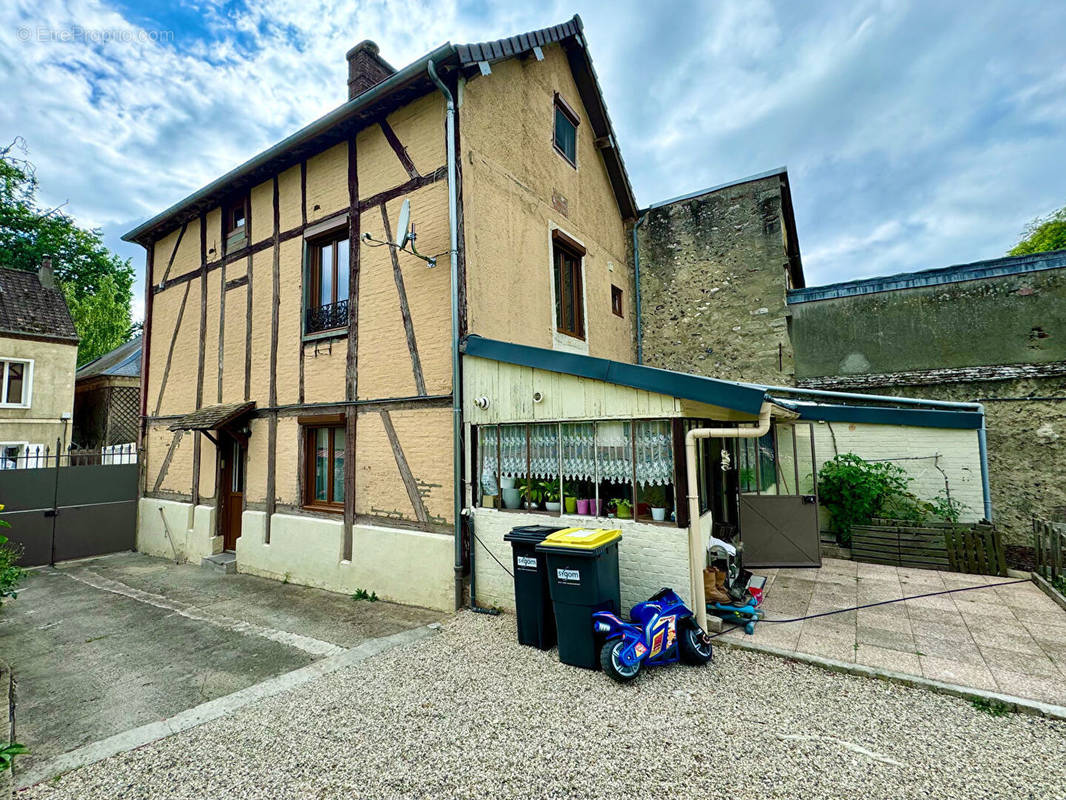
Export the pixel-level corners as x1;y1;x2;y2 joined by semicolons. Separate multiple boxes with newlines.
361;197;436;267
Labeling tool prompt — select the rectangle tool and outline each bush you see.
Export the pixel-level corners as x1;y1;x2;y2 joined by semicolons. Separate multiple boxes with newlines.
0;503;24;606
817;455;914;544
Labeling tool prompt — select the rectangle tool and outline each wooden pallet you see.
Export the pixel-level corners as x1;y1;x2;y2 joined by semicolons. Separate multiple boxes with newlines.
851;523;1005;576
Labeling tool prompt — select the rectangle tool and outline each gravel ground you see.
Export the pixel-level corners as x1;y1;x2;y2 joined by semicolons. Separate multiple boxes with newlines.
23;611;1066;800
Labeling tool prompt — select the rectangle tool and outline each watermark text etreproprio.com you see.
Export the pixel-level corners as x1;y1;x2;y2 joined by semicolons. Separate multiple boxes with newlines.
17;26;174;44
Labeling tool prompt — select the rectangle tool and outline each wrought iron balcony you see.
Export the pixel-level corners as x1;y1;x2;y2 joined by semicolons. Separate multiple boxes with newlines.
305;299;349;334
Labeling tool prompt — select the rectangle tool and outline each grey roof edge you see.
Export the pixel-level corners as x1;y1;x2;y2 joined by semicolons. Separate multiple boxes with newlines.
788;248;1066;304
76;335;142;380
641;166;788;213
123;43;457;244
462;334;770;416
772;399;983;431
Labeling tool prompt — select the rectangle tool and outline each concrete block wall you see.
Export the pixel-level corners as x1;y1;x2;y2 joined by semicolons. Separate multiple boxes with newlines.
471;508;691;615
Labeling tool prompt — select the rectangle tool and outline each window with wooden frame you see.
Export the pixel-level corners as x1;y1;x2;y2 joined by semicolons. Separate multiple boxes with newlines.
611;285;624;317
553;92;579;166
301;416;346;510
305;232;350;334
552;230;585;340
0;359;31;407
224;194;249;251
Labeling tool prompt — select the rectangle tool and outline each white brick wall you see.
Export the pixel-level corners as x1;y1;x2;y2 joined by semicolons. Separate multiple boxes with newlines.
811;422;984;521
471;508;691;615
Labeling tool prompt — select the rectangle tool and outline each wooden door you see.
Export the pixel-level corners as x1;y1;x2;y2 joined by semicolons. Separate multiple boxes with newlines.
219;434;245;551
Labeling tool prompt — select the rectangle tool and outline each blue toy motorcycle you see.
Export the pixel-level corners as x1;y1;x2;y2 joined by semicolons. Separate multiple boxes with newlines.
592;588;713;682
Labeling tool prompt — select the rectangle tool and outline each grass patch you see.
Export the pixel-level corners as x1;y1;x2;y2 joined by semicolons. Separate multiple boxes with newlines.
971;697;1013;717
352;588;378;602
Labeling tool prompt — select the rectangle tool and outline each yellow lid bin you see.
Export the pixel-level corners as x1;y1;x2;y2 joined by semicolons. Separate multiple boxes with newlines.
541;527;622;550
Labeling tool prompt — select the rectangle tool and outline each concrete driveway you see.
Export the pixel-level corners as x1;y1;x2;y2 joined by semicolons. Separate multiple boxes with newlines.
0;552;443;783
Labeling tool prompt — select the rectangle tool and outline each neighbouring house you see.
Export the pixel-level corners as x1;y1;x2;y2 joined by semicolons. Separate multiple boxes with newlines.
125;16;990;613
73;336;141;451
0;257;79;466
788;249;1066;543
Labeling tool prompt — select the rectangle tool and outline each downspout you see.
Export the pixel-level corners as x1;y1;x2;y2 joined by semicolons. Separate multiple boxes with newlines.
631;213;647;364
685;404;772;633
758;383;993;522
428;59;465;609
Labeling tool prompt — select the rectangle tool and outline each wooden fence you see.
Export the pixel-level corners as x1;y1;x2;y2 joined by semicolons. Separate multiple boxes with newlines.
1034;519;1065;585
852;519;1006;576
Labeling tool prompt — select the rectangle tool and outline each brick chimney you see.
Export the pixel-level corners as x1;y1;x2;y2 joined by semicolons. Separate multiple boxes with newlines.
346;40;395;100
38;254;55;289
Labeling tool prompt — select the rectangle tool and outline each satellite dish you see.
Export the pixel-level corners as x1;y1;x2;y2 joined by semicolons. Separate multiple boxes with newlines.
396;198;411;250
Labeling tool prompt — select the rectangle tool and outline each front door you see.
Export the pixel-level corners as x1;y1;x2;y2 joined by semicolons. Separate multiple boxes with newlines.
219;434;245;551
738;423;821;568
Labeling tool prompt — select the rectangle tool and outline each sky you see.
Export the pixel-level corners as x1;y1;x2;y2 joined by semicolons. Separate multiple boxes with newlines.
2;0;1064;320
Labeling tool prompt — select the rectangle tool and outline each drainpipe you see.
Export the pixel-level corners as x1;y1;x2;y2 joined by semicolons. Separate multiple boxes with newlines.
427;59;465;610
756;383;993;523
685;404;772;633
631;213;647;365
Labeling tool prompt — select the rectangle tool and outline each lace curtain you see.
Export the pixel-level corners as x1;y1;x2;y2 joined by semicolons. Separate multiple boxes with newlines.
481;420;674;490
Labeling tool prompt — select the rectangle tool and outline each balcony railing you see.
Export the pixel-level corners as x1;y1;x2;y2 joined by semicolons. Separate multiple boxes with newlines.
305;299;349;334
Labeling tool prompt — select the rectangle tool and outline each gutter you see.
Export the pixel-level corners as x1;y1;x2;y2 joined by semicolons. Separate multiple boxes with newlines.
685;404;772;633
427;59;465;610
123;43;457;244
760;383;993;523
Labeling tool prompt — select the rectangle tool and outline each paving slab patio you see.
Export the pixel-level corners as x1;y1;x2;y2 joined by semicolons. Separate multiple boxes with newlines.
723;557;1066;705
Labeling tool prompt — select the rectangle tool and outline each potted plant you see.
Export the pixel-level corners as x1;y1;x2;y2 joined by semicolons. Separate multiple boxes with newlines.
614;498;633;520
562;480;577;514
518;477;543;510
501;475;521;509
500;476;516;490
643;485;668;521
576;498;591;515
543;481;562;513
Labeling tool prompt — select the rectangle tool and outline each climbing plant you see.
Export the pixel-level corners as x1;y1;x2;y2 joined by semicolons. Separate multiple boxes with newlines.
817;454;914;543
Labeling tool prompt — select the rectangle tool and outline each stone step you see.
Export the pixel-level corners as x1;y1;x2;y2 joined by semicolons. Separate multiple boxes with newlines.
201;552;236;574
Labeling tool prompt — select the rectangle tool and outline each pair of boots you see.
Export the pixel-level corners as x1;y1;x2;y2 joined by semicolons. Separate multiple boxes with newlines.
703;566;732;605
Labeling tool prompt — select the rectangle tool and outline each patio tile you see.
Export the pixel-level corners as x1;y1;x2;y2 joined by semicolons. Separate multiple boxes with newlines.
913;635;981;661
799;620;856;645
905;603;955;625
796;633;857;663
898;569;945;585
855;643;922;674
747;624;801;650
820;558;857;573
857;608;911;633
988;668;1066;705
941;572;1003;589
977;645;1059;678
919;655;997;690
856;626;916;653
855;561;902;579
968;626;1044;655
905;594;958;612
909;620;975;644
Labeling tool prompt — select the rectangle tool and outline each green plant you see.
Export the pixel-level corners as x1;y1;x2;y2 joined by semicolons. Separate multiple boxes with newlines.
927;491;969;524
614;499;633;519
0;504;25;606
0;742;28;770
971;697;1012;717
817;454;912;544
352;588;378;602
518;477;544;505
541;480;561;503
642;484;667;508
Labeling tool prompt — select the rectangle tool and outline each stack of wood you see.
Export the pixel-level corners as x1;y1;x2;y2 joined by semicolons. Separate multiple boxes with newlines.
850;519;1006;576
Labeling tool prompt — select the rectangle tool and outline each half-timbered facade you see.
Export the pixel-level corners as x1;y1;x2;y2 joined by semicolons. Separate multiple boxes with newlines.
125;18;638;610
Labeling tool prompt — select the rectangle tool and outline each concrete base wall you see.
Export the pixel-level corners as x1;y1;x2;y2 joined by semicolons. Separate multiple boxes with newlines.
471;508;691;615
136;499;221;563
236;511;454;611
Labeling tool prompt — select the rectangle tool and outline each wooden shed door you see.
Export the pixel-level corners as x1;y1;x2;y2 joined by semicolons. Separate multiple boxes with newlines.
219;434;245;551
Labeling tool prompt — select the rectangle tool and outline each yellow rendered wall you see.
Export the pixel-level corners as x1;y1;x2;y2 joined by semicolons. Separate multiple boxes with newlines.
461;44;635;362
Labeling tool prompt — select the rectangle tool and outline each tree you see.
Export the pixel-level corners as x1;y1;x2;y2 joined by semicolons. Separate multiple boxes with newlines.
1008;204;1066;256
0;138;134;365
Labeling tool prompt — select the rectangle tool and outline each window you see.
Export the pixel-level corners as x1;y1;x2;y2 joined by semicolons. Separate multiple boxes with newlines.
611;285;624;317
305;233;350;334
224;194;249;251
478;419;676;525
303;418;345;509
552;231;585;340
553;93;579;165
0;359;30;407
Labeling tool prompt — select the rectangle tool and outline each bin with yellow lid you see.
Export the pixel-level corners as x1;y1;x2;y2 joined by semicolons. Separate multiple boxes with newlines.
536;527;622;669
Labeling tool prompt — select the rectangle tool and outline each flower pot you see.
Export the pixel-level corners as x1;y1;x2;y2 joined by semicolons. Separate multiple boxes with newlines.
499;476;516;490
524;501;539;510
564;497;577;514
651;507;667;521
482;494;497;509
545;501;561;512
576;499;590;515
502;488;521;509
616;505;632;520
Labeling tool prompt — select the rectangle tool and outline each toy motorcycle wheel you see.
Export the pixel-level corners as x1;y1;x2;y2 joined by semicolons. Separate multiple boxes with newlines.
600;639;641;683
679;624;714;665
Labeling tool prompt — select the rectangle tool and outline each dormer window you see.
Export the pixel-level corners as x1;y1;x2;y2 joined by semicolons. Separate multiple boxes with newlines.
224;194;249;252
553;93;579;166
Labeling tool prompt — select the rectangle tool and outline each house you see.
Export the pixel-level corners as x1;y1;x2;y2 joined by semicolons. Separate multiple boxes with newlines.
0;258;79;466
73;335;141;451
125;16;990;614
